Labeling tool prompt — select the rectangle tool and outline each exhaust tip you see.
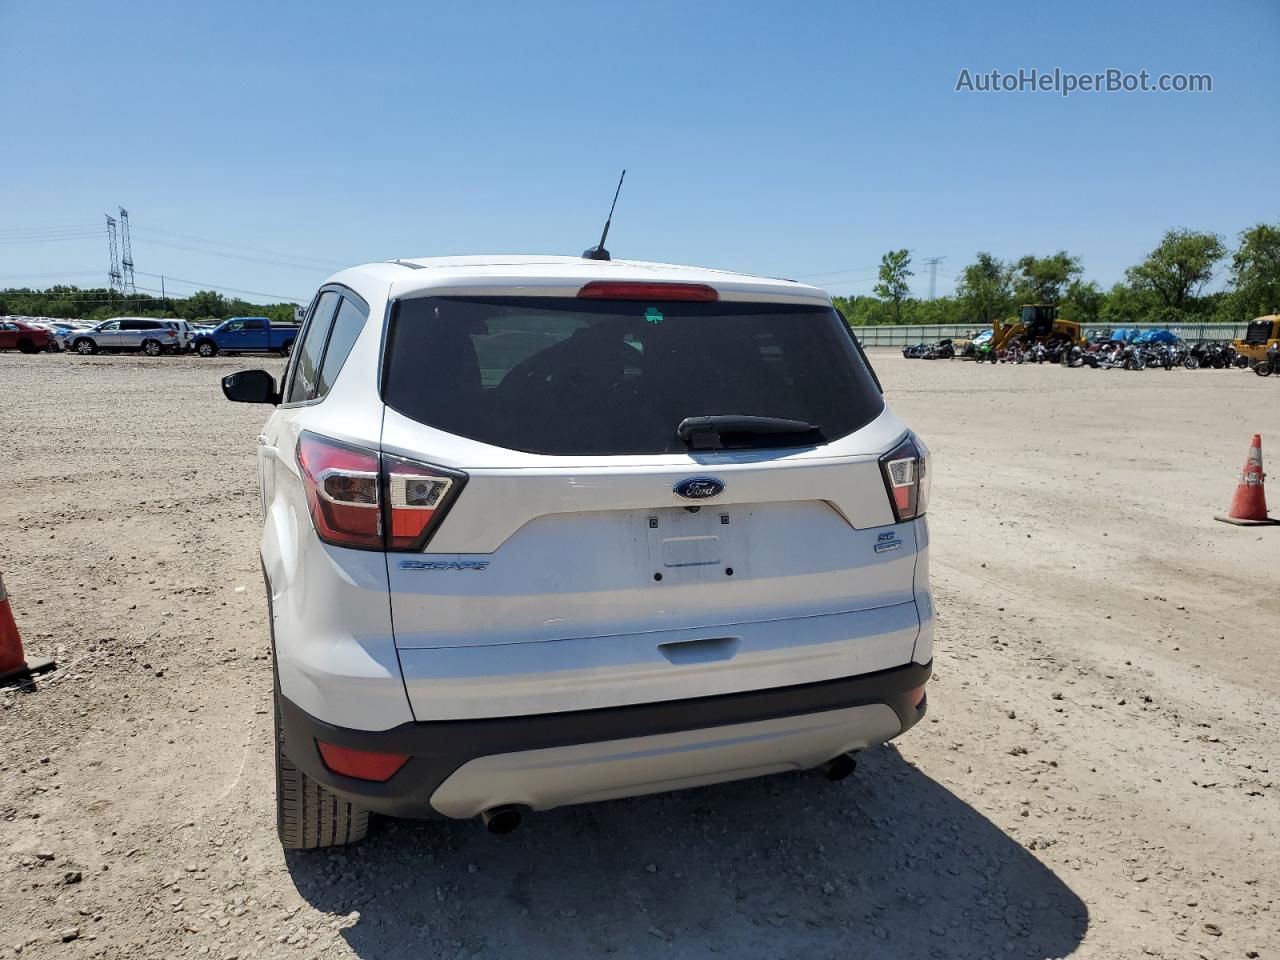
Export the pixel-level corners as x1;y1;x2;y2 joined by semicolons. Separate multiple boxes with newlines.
480;805;525;835
823;753;858;782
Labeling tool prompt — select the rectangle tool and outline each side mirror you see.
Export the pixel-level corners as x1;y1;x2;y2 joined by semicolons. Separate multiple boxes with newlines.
222;369;280;405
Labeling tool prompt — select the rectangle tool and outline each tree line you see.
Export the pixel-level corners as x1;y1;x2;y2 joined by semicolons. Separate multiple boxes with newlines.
0;286;299;325
834;223;1280;328
5;223;1278;331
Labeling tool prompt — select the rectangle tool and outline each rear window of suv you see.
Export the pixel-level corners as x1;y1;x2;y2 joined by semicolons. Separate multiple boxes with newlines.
383;295;884;455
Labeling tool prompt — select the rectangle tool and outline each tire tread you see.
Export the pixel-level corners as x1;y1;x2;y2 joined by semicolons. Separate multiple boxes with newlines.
275;696;369;849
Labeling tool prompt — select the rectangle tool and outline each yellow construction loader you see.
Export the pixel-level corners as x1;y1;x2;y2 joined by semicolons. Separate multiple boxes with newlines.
1233;314;1280;365
991;304;1086;352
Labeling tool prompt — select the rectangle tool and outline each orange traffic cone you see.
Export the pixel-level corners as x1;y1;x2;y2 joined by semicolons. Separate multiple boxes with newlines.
1215;434;1278;526
0;573;56;685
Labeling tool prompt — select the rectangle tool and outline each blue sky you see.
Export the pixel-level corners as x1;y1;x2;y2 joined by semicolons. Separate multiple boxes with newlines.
2;0;1276;305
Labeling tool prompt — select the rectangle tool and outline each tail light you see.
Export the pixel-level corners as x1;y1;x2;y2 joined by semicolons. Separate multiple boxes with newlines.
879;434;930;522
297;433;383;549
296;432;466;551
384;454;466;550
165;330;176;338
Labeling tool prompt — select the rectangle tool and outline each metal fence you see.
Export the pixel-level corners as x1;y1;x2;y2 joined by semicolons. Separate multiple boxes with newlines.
853;322;1253;347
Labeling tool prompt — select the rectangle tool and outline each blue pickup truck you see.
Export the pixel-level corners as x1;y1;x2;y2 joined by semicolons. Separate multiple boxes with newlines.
193;317;299;357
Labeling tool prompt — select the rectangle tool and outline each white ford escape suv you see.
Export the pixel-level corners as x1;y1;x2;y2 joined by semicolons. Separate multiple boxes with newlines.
222;255;933;849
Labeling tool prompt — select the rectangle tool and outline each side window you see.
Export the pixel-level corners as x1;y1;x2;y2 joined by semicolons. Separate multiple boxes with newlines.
224;320;244;332
286;291;339;403
244;319;265;330
121;320;142;331
315;296;369;397
100;321;120;331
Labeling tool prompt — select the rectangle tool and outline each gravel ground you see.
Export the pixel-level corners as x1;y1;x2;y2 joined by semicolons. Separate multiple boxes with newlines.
1;350;1277;960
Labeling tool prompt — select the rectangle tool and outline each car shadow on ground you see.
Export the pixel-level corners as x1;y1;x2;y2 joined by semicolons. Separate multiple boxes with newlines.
287;745;1087;960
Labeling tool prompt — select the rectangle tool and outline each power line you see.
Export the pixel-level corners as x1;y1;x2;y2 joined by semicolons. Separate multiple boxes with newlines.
0;223;101;236
0;270;102;279
0;233;104;245
128;235;338;273
0;223;339;273
130;226;342;270
4;277;303;303
791;264;882;279
134;272;303;301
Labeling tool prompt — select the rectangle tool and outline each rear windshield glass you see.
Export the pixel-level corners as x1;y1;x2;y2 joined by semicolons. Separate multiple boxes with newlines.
383;296;884;456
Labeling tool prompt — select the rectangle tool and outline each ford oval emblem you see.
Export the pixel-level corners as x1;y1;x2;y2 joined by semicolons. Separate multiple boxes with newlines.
673;477;725;500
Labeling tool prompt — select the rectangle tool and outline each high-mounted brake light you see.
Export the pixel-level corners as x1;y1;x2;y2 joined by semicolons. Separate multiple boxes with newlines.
879;435;930;522
577;281;719;302
296;432;467;551
297;433;383;549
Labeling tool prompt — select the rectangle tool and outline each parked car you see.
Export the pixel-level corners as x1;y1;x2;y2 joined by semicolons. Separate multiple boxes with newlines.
222;254;934;849
64;317;185;356
161;319;196;353
192;316;298;357
0;319;55;353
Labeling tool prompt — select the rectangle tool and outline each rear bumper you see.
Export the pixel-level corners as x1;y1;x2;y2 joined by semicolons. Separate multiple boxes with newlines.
278;659;931;819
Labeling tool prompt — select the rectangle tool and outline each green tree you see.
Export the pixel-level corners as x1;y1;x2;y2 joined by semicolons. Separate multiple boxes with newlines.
1059;279;1102;325
1098;282;1159;326
0;284;301;326
1014;252;1081;305
1228;223;1280;320
873;249;913;324
179;290;230;322
829;295;890;330
956;252;1013;325
1125;228;1225;316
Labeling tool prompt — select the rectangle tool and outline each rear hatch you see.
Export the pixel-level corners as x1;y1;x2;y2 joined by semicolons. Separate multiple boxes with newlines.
379;286;924;719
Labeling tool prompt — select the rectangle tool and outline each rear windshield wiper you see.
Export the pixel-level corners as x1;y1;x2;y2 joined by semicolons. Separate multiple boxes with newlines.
676;415;824;451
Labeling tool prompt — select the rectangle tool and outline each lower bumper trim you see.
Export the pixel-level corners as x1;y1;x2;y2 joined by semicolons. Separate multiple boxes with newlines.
278;659;931;819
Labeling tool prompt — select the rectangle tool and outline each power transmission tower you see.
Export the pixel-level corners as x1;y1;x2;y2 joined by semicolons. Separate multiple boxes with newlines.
105;214;123;293
118;207;136;295
923;257;945;300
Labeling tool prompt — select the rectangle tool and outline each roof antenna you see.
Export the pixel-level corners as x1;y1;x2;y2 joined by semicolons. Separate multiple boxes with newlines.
583;169;626;261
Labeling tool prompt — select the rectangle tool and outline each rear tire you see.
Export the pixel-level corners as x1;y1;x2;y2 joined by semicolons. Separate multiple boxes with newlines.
17;339;37;354
275;690;369;849
1255;361;1274;377
278;339;294;357
142;339;163;357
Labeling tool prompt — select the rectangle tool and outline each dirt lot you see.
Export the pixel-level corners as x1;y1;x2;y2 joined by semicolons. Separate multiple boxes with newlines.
1;350;1277;960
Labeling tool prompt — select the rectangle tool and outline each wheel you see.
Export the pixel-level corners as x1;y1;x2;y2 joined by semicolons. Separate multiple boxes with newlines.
73;338;96;355
142;339;163;357
196;340;218;358
1184;356;1200;370
1255;361;1274;377
275;688;369;849
278;339;294;357
17;339;38;354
